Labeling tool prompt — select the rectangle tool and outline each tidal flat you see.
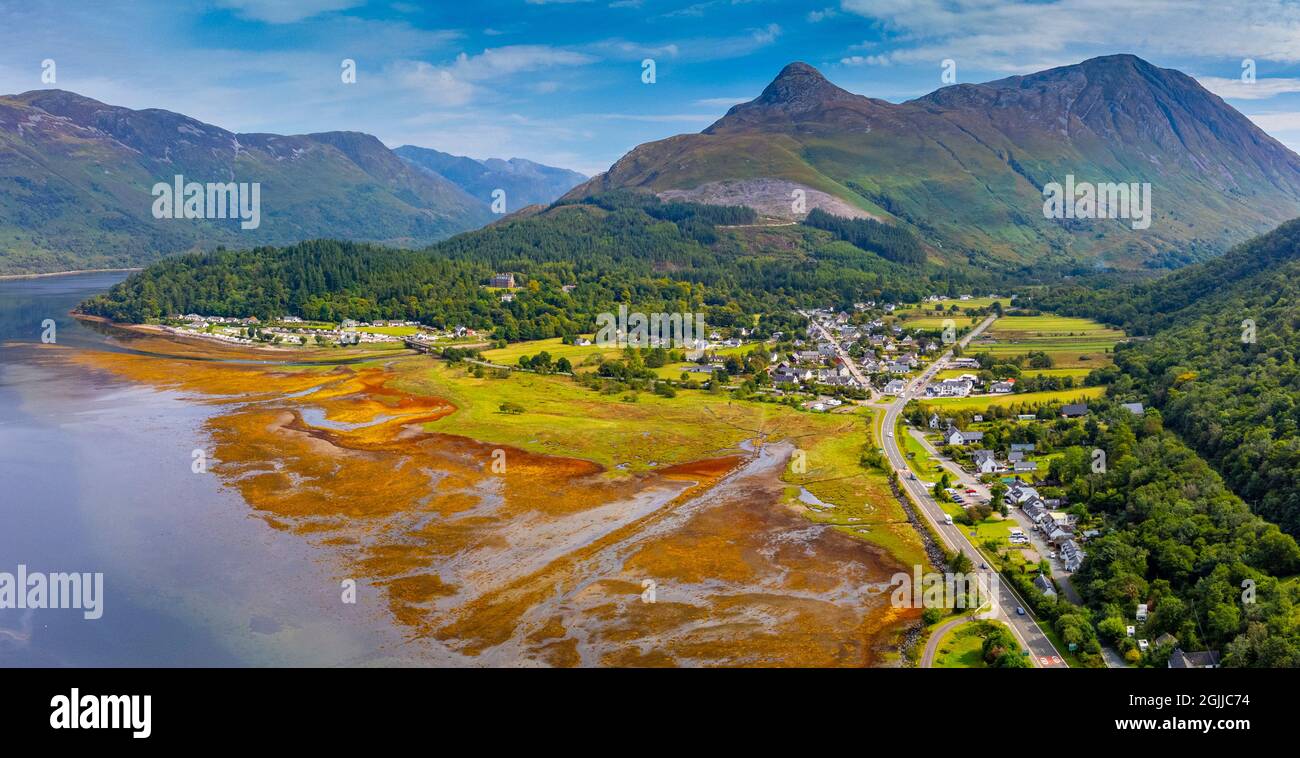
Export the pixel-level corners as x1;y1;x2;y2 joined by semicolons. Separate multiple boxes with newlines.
32;327;926;666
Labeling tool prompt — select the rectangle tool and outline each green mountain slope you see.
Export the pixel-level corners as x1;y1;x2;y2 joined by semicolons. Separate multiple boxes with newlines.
79;192;993;332
569;56;1300;271
0;90;494;275
1038;218;1300;537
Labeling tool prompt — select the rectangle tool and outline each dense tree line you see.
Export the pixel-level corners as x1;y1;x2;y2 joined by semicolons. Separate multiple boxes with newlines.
1031;219;1300;538
801;207;927;266
80;195;992;339
993;399;1300;667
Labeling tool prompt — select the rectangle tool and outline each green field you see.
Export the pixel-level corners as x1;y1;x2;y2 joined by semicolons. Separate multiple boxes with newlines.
899;315;983;330
358;325;421;336
787;407;929;568
480;337;622;366
968;315;1125;368
898;296;1005;312
934;367;1092;381
934;620;1019;668
918;385;1105;412
481;337;766;371
390;359;926;564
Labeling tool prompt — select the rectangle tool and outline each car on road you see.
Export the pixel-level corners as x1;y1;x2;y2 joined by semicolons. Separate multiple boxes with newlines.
965;488;977;494
944;514;953;525
1016;606;1025;616
980;562;987;570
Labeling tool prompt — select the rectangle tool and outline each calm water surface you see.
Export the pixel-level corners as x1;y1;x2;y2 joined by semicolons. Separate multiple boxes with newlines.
0;272;413;666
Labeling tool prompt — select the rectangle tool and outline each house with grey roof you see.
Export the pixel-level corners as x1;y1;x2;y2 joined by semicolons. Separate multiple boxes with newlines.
1061;403;1089;418
971;449;999;474
1168;649;1221;669
1059;539;1086;572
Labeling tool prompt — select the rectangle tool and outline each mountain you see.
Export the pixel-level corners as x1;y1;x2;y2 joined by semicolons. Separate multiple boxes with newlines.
1038;218;1300;537
0;90;494;275
394;145;586;212
81;191;995;330
568;56;1300;271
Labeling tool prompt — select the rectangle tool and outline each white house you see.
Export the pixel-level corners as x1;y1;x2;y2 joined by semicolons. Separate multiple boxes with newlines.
944;425;984;445
971;449;999;474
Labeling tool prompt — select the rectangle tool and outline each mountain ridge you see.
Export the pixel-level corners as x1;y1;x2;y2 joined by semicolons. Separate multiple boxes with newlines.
0;89;494;275
568;55;1300;271
394;144;586;212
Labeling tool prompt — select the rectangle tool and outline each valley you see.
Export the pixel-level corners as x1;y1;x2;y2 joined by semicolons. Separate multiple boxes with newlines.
4;14;1300;677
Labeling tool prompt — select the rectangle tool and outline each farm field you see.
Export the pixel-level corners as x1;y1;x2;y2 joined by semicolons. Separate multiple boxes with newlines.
357;325;422;336
934;367;1093;381
897;296;1005;312
482;337;768;371
918;386;1105;412
899;315;985;330
967;315;1125;368
480;336;620;366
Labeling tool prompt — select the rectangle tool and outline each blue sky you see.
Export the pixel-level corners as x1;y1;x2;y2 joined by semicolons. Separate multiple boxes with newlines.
5;0;1300;175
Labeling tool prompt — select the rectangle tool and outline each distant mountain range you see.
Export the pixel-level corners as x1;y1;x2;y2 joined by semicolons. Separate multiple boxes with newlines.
568;55;1300;271
0;90;583;275
394;145;586;213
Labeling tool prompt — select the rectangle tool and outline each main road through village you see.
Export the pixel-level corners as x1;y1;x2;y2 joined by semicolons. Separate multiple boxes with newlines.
875;314;1069;668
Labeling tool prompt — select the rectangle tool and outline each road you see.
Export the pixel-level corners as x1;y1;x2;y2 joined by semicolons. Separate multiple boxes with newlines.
799;310;876;399
921;616;970;668
904;426;1084;606
879;315;1069;668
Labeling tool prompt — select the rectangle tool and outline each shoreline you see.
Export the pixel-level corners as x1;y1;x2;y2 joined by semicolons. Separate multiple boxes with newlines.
0;267;142;281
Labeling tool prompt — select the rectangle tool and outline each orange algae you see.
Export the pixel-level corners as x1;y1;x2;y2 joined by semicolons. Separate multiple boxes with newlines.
63;342;917;666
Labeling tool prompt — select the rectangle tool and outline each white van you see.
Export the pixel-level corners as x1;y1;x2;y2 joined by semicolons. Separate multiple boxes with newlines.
944;514;953;525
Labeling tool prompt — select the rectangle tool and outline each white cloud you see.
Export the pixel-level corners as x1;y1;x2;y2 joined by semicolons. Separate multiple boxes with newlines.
588;112;719;122
394;45;596;105
1197;76;1300;100
695;96;751;106
396;61;477;106
450;45;596;80
1248;111;1300;131
807;7;837;23
215;0;363;24
588;39;680;60
841;0;1300;72
841;55;890;67
751;23;781;45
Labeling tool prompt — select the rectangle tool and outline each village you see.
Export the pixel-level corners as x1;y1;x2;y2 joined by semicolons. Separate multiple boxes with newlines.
157;313;484;349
